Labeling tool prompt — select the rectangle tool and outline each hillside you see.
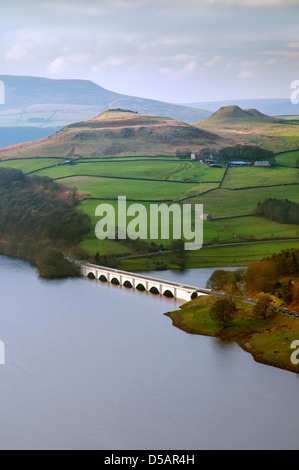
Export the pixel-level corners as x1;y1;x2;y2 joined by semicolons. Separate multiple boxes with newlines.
0;109;225;159
0;142;298;269
179;98;299;117
195;105;282;127
0;167;91;278
193;106;299;153
0;75;211;127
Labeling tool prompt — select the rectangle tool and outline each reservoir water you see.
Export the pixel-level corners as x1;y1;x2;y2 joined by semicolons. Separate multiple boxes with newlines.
0;255;298;450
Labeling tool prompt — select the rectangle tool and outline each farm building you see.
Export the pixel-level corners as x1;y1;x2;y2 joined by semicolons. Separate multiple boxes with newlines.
254;161;271;167
228;161;252;167
200;214;212;221
191;153;214;163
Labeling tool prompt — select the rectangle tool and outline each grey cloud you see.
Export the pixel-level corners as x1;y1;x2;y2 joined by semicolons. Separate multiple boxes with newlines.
0;0;296;102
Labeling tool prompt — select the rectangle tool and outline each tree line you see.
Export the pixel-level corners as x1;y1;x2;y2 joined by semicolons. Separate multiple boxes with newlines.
255;198;299;225
205;248;299;328
245;248;299;305
0;167;91;277
216;145;273;163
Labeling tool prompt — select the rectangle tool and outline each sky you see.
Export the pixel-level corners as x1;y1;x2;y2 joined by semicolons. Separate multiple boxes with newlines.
1;0;299;103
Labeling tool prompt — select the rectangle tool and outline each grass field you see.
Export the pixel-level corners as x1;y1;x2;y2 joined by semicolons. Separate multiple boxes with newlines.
219;216;299;240
1;153;298;267
25;159;225;183
273;150;299;167
120;240;299;271
189;185;299;218
57;176;216;201
222;166;298;189
0;158;65;173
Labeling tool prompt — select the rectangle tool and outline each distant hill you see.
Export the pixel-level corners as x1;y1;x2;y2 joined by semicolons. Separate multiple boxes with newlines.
0;75;211;128
179;99;299;117
192;105;299;153
194;105;282;127
0;109;225;159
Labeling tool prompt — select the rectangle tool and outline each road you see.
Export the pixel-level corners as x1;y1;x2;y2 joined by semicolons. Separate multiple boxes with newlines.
214;284;299;319
117;238;299;260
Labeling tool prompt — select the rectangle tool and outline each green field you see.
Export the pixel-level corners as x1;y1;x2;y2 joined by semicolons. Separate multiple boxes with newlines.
0;158;65;173
1;154;299;267
120;240;299;271
219;215;299;240
58;176;216;201
26;159;225;183
190;185;299;218
222;166;298;189
273;150;299;167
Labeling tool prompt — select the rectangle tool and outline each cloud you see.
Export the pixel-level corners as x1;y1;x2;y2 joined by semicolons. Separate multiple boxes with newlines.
5;43;33;61
47;57;67;74
0;0;297;102
265;58;278;66
106;0;299;6
204;56;223;68
92;55;128;72
68;0;299;5
238;70;255;79
259;51;299;59
238;61;259;79
30;0;299;15
47;54;92;74
159;61;197;79
210;0;297;5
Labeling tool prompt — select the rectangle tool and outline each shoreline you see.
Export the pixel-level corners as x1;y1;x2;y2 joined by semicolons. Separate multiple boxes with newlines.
1;251;298;374
165;312;299;374
165;297;299;375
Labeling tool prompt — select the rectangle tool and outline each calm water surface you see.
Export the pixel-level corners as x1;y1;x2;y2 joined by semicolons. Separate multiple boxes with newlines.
0;256;298;450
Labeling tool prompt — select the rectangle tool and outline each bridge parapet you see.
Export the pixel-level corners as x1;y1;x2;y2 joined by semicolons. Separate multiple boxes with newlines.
80;263;209;302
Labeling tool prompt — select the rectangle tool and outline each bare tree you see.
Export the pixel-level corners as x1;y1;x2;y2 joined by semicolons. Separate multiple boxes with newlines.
210;297;236;329
253;294;272;319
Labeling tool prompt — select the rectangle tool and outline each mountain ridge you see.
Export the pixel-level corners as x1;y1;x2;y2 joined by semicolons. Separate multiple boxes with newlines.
194;105;282;127
179;98;299;118
192;105;299;153
0;109;225;159
0;75;211;126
